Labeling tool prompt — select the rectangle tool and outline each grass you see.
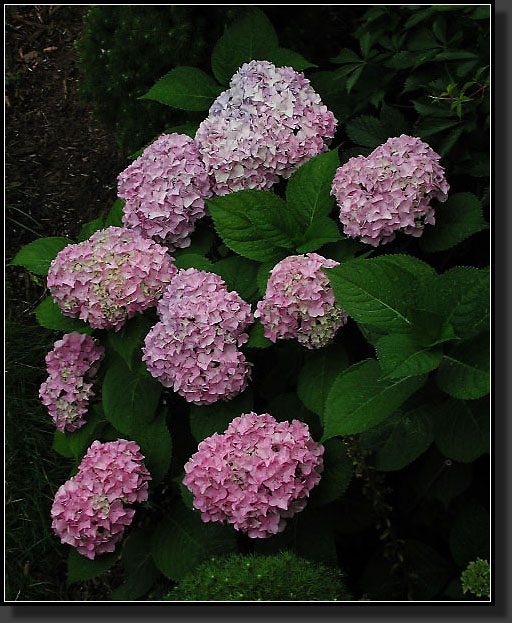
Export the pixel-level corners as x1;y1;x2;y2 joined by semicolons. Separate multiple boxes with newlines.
5;310;75;601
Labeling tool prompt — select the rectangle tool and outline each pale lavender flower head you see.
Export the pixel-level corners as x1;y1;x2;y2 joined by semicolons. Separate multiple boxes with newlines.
183;412;324;538
51;440;151;559
331;134;450;246
118;134;212;250
255;253;347;349
47;227;176;331
39;333;104;432
195;60;337;195
143;268;253;404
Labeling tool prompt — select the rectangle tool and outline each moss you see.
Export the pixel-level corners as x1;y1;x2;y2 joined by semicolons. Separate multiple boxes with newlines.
162;552;352;601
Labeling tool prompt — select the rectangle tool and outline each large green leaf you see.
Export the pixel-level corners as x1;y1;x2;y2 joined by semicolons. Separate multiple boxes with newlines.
173;253;214;272
110;529;160;601
420;193;488;252
211;8;279;85
359;407;433;471
432;397;489;462
297;346;349;418
308;438;352;507
212;256;260;303
285;149;340;229
67;404;108;461
102;357;162;436
151;502;237;581
10;237;72;275
436;333;489;399
207;190;298;262
34;297;93;334
326;257;418;332
345;115;389;148
67;549;116;586
265;47;316;71
106;314;154;371
323;359;427;439
104;199;125;228
140;66;223;111
376;333;443;378
245;322;273;349
136;411;172;485
78;218;104;242
189;389;253;443
295;218;343;253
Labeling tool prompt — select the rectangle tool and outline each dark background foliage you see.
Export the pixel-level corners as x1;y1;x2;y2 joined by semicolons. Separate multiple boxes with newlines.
6;5;490;602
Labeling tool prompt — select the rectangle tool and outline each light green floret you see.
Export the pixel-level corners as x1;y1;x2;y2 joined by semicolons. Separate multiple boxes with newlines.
461;558;490;598
162;552;352;602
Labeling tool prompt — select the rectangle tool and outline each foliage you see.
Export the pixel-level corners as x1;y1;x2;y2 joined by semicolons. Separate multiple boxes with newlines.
162;552;352;601
460;558;490;598
9;5;490;602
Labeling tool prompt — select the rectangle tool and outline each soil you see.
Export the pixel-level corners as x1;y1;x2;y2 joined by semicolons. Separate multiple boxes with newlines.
6;5;125;312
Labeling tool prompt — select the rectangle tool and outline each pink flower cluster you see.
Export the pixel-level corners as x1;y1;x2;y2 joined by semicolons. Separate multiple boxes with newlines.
143;268;253;404
195;60;337;195
51;440;151;559
39;332;104;432
331;134;450;246
183;412;324;538
47;227;176;331
118;134;212;250
255;253;347;349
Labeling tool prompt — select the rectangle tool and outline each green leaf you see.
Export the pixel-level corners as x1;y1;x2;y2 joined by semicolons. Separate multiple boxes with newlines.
140;66;223;111
265;47;316;71
376;334;443;378
286;149;340;231
449;502;489;568
137;411;172;485
424;267;490;339
319;239;367;263
420;193;488;252
173;253;214;272
385;50;436;70
10;237;72;275
331;48;362;64
245;322;272;349
207;190;298;263
212;256;260;303
432;397;489;462
326;257;418;332
436;334;489;399
416;118;460;140
78;218;104;242
257;261;275;295
297;346;349;418
102;357;162;436
345;115;389;148
380;103;409;135
435;50;478;61
52;430;74;458
346;66;364;94
323;359;427;439
308;439;352;507
359;407;433;471
34;297;93;334
151;502;237;581
67;404;107;461
376;253;436;281
106;314;153;371
174;227;214;259
211;8;279;85
67;548;116;586
110;529;160;601
104;199;125;228
189;389;253;443
296;218;342;253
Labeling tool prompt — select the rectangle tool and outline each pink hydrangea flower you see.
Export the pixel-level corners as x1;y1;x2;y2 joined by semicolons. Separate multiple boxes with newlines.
195;60;337;195
331;134;450;246
183;412;324;538
255;253;347;349
51;440;151;559
39;332;104;432
47;227;176;331
118;134;212;250
143;269;253;404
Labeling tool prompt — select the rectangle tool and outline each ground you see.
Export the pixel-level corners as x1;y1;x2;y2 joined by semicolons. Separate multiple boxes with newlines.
5;5;125;601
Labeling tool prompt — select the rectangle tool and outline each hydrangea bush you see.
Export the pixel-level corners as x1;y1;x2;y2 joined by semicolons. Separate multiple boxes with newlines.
11;6;489;602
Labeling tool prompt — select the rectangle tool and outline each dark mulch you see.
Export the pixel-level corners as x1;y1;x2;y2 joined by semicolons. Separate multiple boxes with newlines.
6;4;125;312
5;5;126;601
